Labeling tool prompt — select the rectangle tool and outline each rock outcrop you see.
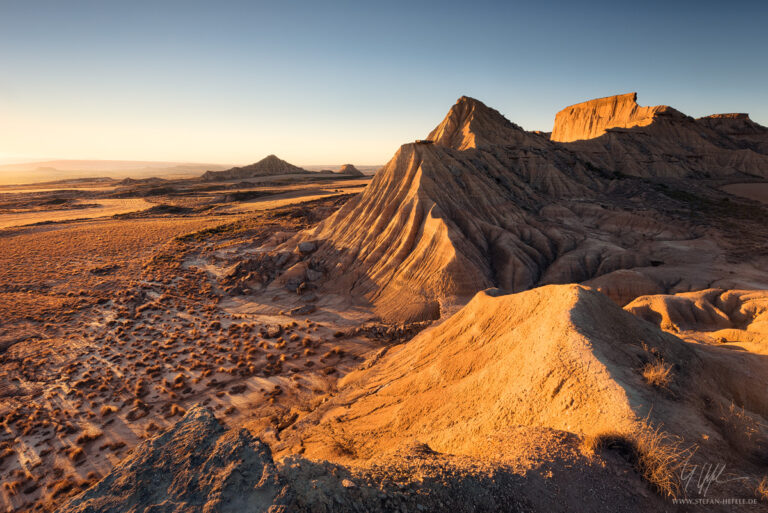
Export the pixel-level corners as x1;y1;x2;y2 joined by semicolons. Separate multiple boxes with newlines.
550;92;672;142
551;93;768;178
427;95;541;150
259;94;768;321
202;155;309;181
58;405;281;513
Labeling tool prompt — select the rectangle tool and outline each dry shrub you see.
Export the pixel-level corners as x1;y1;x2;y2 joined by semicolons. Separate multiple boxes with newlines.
3;480;21;496
50;478;74;497
67;446;85;462
641;360;673;389
582;419;689;498
76;426;104;444
756;476;768;502
100;405;118;416
714;402;767;458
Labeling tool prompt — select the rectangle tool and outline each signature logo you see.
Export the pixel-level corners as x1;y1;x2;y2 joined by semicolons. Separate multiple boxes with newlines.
679;453;751;497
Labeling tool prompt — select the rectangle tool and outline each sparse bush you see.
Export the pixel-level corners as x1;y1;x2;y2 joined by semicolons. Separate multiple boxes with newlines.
714;402;767;458
67;446;85;462
76;426;104;444
582;419;689;498
642;360;673;389
756;476;768;502
100;405;118;416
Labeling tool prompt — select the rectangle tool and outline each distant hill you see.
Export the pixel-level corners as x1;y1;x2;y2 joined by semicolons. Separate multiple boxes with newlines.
0;160;228;185
201;155;311;181
334;164;364;177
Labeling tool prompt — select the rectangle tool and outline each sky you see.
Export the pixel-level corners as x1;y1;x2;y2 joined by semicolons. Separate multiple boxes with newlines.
1;0;767;167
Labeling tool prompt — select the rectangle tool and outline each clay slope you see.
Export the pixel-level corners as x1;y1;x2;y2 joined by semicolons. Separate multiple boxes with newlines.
552;93;768;178
284;285;768;478
334;164;364;176
202;155;309;181
625;288;768;350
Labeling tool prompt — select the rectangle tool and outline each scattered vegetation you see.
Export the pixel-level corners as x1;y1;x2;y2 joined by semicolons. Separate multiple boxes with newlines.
641;360;673;389
582;419;689;498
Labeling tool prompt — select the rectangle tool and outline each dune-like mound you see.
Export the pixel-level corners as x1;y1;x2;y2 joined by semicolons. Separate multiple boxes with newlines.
625;288;768;349
287;285;697;458
334;164;364;177
202;155;309;181
551;92;672;143
277;285;768;500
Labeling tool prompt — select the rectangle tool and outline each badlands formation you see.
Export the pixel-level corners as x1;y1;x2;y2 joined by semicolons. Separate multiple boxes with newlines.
334;164;365;177
202;155;311;181
6;93;768;513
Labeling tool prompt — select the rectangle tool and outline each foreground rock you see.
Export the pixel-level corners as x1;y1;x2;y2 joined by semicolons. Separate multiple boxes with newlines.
58;406;281;513
57;405;643;512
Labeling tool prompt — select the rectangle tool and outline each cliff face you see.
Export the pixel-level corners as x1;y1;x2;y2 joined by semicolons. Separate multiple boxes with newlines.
550;92;672;142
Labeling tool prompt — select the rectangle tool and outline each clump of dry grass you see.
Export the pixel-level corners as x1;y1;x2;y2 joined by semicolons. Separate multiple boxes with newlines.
713;401;767;458
582;419;689;498
66;446;85;462
755;476;768;502
76;425;104;444
642;360;673;389
100;405;118;417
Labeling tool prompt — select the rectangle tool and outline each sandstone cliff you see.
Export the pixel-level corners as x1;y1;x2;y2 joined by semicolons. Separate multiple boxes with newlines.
551;93;768;178
550;92;671;142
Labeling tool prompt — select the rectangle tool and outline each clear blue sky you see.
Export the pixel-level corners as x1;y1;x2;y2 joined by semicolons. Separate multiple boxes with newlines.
1;0;766;166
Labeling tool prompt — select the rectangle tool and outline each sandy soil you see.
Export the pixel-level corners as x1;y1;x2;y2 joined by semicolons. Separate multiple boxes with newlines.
0;194;381;512
0;198;153;229
222;186;363;213
722;182;768;204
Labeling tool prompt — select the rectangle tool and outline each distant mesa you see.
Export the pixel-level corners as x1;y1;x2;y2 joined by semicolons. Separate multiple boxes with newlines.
334;164;364;177
202;154;310;181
